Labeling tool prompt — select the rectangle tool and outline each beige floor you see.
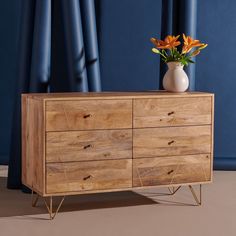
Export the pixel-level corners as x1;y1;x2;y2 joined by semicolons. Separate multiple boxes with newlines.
0;167;235;236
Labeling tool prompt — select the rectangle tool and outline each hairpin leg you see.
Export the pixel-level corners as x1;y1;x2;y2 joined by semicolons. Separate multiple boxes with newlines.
43;196;65;220
189;184;202;205
167;185;202;205
31;191;65;220
31;190;39;207
168;186;181;195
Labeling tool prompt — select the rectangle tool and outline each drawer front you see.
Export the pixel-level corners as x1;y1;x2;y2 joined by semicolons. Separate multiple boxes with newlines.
46;99;132;131
46;129;132;162
133;154;211;187
133;126;211;158
46;159;132;194
133;97;212;128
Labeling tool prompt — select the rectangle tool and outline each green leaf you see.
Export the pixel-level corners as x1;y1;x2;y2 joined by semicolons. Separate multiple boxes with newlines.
187;59;195;63
162;50;168;57
180;58;188;66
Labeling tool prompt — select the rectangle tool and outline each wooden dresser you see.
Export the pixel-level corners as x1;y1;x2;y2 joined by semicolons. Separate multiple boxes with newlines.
22;91;214;218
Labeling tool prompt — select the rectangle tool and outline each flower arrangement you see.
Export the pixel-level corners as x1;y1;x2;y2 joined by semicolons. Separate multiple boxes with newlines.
150;34;207;66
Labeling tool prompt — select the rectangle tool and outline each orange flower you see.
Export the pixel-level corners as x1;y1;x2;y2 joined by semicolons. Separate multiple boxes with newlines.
182;34;204;54
151;35;181;49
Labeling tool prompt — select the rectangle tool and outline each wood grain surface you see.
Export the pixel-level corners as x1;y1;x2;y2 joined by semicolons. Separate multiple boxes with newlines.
23;91;213;100
46;129;132;162
46;159;132;194
21;92;214;197
133;154;211;187
133;97;212;128
133;126;211;158
22;96;45;194
21;95;27;185
46;99;132;131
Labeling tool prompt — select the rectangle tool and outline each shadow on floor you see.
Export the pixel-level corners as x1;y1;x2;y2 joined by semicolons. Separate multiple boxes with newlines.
0;177;195;218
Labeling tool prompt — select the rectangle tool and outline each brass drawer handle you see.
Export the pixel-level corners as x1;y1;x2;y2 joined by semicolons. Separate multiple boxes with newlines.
83;114;92;119
168;111;175;116
83;144;92;149
168;140;175;145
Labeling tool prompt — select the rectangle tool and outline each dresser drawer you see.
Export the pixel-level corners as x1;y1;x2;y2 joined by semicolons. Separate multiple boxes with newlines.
46;129;132;162
133;97;212;128
133;126;211;158
46;100;132;131
133;154;211;187
46;159;132;194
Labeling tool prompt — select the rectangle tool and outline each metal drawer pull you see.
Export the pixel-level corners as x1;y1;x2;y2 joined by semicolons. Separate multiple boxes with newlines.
83;144;92;149
168;170;174;175
168;140;175;145
83;114;92;119
168;111;175;116
83;175;92;181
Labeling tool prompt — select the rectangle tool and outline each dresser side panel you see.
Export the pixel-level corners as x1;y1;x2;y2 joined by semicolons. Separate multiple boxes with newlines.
21;95;27;184
210;95;215;181
22;97;45;195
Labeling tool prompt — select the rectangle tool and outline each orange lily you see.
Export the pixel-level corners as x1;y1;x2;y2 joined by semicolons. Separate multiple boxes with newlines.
150;34;207;65
151;35;181;49
182;34;205;54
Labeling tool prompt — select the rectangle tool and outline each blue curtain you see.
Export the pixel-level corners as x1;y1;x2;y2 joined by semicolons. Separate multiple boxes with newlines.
159;0;173;89
160;0;197;90
7;0;101;189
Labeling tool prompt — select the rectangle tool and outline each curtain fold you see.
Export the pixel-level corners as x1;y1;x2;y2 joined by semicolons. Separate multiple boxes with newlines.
80;0;101;91
173;0;197;91
8;0;51;189
7;0;101;189
30;0;51;92
61;0;88;92
159;0;173;89
159;0;197;91
7;0;36;189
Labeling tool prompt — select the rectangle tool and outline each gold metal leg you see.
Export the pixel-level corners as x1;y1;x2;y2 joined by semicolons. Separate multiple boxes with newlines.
167;185;202;205
31;185;201;218
31;190;39;207
43;196;65;220
168;186;181;195
31;191;65;220
189;184;202;205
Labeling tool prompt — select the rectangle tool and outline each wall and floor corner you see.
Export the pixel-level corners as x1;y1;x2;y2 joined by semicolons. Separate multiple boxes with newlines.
0;0;235;186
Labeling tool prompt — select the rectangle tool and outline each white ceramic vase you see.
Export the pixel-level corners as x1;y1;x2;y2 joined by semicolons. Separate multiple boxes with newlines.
163;62;189;92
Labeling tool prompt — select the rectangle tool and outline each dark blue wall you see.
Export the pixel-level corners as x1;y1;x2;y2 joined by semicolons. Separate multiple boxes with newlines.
196;0;236;166
0;1;20;164
98;0;162;91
